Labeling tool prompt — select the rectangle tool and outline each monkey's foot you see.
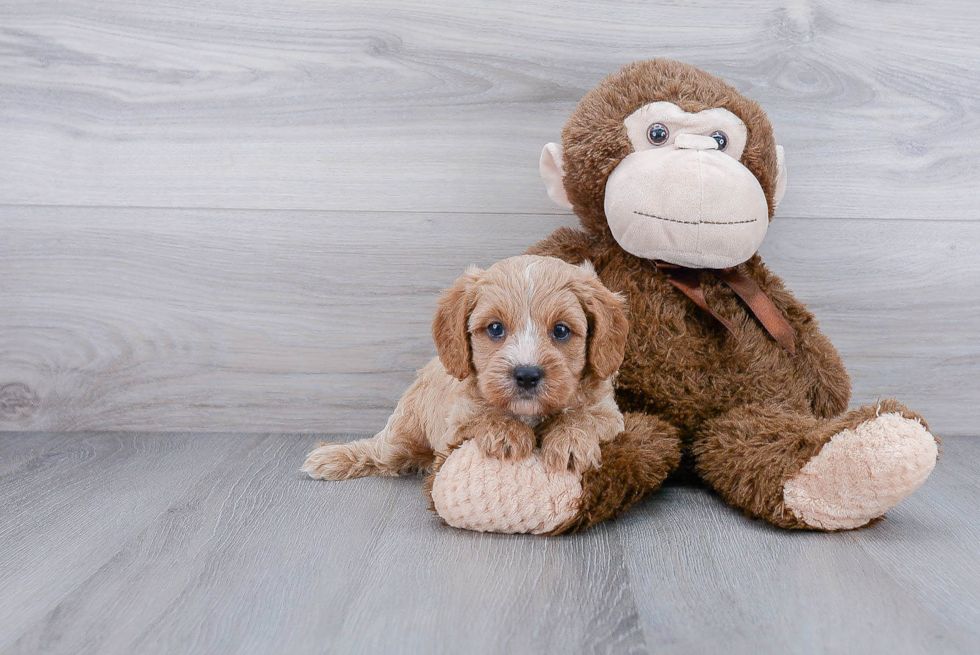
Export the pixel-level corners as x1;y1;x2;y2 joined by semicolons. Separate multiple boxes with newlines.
430;439;582;534
783;412;938;530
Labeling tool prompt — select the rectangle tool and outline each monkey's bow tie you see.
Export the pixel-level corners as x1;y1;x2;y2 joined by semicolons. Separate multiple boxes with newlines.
654;262;797;355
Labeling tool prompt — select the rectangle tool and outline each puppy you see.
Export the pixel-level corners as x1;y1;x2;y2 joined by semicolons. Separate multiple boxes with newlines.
302;254;629;480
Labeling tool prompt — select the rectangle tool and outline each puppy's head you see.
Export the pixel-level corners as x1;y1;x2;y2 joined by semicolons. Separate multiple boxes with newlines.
432;255;628;416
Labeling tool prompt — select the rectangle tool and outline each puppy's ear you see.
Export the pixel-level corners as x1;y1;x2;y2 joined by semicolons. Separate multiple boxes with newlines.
432;266;483;380
573;272;629;380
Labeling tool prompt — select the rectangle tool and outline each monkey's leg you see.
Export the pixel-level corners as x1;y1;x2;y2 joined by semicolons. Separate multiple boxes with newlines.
423;411;681;535
548;411;682;534
692;400;938;530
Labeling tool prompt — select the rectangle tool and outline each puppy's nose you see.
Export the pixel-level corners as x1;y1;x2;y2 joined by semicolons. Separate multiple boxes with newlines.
512;365;544;390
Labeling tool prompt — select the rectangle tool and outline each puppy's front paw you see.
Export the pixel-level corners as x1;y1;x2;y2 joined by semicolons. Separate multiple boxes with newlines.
541;428;602;475
471;421;535;462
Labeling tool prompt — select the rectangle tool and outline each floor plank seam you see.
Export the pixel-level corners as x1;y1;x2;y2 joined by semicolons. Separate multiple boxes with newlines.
2;203;976;222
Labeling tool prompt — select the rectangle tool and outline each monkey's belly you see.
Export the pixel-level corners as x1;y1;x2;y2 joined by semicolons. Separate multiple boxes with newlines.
614;318;810;433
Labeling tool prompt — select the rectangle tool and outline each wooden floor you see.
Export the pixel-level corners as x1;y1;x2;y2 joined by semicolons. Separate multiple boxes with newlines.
0;432;977;655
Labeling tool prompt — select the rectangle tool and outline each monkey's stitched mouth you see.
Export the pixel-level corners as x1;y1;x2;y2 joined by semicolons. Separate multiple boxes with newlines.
633;210;757;226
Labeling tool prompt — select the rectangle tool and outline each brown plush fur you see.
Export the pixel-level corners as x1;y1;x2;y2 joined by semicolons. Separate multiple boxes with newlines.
692;398;930;529
521;59;933;531
547;412;682;534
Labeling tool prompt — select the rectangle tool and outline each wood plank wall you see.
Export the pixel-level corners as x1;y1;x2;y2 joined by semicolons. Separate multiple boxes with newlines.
1;1;978;435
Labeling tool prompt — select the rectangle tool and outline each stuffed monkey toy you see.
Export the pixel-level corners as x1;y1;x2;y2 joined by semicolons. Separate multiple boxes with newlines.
427;59;939;534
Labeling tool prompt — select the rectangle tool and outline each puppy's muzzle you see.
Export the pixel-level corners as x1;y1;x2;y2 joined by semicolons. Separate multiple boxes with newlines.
512;365;544;392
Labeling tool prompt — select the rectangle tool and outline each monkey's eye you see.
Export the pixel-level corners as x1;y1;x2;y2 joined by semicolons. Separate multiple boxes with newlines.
647;123;669;146
710;131;728;151
552;323;571;341
486;322;506;340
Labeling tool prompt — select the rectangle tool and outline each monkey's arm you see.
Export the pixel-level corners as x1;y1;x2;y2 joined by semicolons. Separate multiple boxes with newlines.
526;227;598;265
745;256;851;418
547;411;683;533
792;319;852;418
425;409;683;535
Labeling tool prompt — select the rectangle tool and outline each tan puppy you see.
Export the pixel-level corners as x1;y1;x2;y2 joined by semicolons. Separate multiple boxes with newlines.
303;255;629;480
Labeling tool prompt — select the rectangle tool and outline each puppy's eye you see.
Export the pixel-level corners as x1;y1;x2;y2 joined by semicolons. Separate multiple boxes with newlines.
552;323;571;341
486;322;506;340
710;130;728;151
647;123;669;146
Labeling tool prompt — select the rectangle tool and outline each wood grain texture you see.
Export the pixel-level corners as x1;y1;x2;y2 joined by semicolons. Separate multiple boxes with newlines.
0;432;647;655
1;207;977;435
0;432;268;649
851;441;980;651
1;0;978;218
1;432;978;654
618;488;957;655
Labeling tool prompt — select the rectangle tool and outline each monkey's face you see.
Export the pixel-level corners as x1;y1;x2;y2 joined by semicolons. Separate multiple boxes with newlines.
539;62;788;269
601;102;780;268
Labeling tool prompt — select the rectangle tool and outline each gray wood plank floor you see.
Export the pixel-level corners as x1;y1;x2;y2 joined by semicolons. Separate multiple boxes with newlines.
1;432;978;655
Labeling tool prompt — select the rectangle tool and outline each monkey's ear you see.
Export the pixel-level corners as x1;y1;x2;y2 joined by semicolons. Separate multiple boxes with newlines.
773;145;788;210
540;143;573;210
432;266;482;380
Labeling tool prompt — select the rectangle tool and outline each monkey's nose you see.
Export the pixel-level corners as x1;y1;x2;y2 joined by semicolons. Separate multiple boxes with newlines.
512;366;544;390
674;134;719;150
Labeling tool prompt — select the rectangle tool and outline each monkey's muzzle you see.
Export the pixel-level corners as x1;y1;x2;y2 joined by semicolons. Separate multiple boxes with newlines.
604;144;770;268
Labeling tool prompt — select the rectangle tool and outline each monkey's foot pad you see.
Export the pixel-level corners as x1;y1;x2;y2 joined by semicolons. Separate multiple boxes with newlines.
431;440;582;534
783;412;938;530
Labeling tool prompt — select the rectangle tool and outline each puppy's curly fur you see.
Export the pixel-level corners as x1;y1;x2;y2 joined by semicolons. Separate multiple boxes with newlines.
303;255;629;480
